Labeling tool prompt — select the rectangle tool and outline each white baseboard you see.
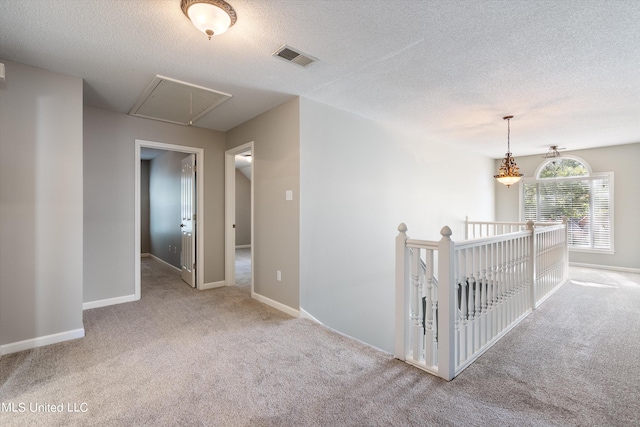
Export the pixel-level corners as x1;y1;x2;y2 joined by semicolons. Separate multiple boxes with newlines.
83;294;137;310
235;244;251;249
570;262;640;274
200;280;226;290
1;328;85;356
251;292;299;318
149;254;181;272
298;309;389;355
299;308;322;323
141;253;150;258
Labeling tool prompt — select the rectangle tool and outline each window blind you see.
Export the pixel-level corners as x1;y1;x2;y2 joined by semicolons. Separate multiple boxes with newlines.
523;174;612;251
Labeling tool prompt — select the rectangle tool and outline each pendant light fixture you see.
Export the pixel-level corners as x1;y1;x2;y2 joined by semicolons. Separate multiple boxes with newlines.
494;115;524;188
181;0;237;40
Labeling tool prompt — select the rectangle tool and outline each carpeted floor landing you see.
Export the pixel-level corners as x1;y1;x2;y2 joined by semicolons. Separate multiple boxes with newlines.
1;258;639;426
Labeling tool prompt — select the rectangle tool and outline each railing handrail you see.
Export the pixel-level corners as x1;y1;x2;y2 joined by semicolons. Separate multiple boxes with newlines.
532;223;566;234
465;216;565;239
406;238;439;250
466;220;562;226
455;229;531;249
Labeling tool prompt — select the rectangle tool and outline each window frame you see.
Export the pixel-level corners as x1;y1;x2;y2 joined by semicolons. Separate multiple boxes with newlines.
519;156;615;254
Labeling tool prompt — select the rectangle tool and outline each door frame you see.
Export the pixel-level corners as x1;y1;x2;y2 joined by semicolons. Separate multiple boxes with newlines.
225;141;254;291
135;139;205;298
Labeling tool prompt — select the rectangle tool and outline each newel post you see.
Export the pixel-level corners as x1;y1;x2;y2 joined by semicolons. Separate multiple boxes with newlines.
395;223;410;360
437;226;456;381
527;220;537;309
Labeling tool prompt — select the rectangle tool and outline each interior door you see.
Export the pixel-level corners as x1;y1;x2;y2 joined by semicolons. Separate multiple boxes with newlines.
181;154;196;287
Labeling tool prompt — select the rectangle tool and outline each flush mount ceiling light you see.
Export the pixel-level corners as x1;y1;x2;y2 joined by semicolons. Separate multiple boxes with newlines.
542;145;566;159
181;0;237;40
494;115;524;188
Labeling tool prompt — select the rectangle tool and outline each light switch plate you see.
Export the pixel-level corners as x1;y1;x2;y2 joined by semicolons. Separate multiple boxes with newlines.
285;190;293;201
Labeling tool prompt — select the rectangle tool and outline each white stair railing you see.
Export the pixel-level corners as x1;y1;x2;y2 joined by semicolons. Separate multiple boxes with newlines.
395;224;439;375
465;216;562;240
396;219;568;381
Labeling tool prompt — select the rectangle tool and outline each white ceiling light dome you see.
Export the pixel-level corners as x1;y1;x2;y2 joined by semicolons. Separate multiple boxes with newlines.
181;0;237;40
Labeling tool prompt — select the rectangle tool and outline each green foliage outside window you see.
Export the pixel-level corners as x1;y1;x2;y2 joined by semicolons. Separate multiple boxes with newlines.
538;159;588;179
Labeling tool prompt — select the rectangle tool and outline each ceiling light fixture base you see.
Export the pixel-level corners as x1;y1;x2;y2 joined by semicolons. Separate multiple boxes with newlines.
181;0;237;40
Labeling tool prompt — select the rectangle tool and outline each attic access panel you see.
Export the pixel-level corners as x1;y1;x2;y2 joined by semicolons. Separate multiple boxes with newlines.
129;75;232;126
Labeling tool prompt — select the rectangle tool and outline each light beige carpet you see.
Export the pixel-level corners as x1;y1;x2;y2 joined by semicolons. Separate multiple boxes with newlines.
1;259;639;426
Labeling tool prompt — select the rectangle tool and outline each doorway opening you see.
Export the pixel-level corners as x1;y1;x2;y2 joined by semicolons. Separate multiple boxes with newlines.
225;142;254;293
135;139;205;299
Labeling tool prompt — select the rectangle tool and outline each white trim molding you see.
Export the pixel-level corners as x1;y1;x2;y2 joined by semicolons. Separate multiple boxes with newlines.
83;294;137;310
299;308;321;323
570;262;640;274
299;312;384;354
149;254;181;272
200;280;226;290
135;139;205;295
0;328;85;356
225;142;254;292
252;292;299;318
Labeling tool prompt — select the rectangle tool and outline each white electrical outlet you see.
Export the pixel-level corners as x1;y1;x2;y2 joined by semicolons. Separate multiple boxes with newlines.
277;271;282;281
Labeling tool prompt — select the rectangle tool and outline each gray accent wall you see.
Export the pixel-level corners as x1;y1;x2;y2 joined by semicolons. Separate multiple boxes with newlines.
84;106;225;303
495;143;640;270
140;160;151;254
226;98;300;310
235;169;251;247
149;151;187;268
0;60;84;347
299;98;496;353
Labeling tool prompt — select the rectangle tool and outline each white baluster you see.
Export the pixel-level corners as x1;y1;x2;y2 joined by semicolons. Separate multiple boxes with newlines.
425;249;436;366
410;248;422;362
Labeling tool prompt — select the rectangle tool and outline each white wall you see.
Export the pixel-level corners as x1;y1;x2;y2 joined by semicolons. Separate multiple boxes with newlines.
84;107;226;304
299;98;496;352
0;60;84;352
495;143;640;270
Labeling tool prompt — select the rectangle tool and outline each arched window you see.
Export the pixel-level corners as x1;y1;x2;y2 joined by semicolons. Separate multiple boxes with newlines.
522;156;614;252
537;158;590;178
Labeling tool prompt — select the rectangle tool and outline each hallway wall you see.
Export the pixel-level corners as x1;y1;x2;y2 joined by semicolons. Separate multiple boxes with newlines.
84;107;226;304
299;98;496;352
0;60;84;351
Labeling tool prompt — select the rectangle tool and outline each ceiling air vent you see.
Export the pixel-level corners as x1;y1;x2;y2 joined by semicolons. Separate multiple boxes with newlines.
272;45;317;68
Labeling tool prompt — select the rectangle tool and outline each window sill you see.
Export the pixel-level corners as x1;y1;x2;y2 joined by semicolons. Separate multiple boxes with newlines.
569;248;615;255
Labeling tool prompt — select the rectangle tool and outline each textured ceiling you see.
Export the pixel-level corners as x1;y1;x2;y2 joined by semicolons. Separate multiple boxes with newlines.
1;0;639;158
